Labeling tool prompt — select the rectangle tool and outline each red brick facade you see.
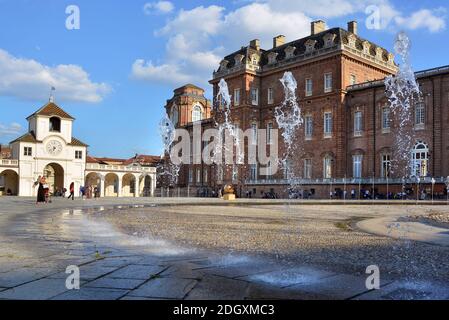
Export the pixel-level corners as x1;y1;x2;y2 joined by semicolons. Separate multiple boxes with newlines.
163;21;449;199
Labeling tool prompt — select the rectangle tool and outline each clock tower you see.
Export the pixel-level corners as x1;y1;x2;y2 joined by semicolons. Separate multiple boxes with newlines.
10;102;88;196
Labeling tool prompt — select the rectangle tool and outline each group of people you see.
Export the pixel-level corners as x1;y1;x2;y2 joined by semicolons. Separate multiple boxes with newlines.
79;185;100;199
35;176;75;204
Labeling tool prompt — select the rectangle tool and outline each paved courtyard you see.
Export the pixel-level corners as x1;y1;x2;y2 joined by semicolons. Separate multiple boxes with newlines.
0;197;449;300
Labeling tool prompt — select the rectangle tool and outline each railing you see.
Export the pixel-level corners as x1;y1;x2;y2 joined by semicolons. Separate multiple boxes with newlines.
245;177;447;185
86;163;156;173
0;159;19;167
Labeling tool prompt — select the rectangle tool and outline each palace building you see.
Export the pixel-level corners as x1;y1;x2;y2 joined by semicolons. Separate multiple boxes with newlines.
0;102;158;197
164;20;449;198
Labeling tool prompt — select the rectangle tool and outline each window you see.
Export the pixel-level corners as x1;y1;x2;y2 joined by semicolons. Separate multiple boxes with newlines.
284;159;293;179
304;159;312;179
266;161;273;179
23;147;32;156
353;155;363;178
250;164;257;180
170;106;179;126
232;166;238;181
411;142;429;177
382;107;390;132
305;115;313;139
75;150;83;159
234;89;240;106
350;74;357;85
251;123;257;145
415;102;425;128
324;73;332;93
251;88;259;106
323;156;332;179
324;112;332;137
354;111;363;136
192;105;202;122
49;117;61;132
268;88;274;104
305;78;313;96
267;123;273;144
196;168;201;183
381;154;391;178
217;166;223;181
188;168;193;183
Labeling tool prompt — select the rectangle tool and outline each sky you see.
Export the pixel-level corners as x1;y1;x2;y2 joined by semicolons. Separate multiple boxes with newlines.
0;0;448;158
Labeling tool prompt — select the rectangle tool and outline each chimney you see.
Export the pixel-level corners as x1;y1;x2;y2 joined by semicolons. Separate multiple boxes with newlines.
348;21;358;35
250;39;260;51
273;35;286;48
311;20;326;35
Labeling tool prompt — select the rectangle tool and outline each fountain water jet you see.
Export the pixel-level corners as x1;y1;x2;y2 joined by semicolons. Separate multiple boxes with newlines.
275;72;304;197
385;31;422;180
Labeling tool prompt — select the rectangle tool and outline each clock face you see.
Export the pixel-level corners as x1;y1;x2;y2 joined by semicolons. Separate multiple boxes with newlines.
46;140;63;156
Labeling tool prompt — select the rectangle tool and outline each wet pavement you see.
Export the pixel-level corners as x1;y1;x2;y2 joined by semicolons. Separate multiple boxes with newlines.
0;197;448;300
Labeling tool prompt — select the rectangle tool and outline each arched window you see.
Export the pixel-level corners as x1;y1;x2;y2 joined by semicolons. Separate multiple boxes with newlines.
170;106;179;126
323;155;333;179
49;117;61;132
411;142;429;177
192;105;202;122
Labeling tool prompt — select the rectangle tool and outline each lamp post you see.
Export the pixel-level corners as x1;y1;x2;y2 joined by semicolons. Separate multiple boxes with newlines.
431;178;436;204
445;176;449;205
416;177;421;205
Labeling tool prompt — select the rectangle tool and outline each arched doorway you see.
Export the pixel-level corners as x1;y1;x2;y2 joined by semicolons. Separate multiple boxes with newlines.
122;173;136;197
411;142;429;177
104;173;119;197
85;172;100;189
140;175;153;197
0;170;19;196
43;163;64;194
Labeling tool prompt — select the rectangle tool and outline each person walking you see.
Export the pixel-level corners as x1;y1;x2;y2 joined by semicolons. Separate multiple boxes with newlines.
68;182;75;200
35;176;45;204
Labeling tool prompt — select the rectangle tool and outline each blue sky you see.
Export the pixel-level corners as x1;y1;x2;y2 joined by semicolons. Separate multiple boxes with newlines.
0;0;447;158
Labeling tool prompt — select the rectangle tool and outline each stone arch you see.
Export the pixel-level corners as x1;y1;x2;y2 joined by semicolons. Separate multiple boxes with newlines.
122;173;136;197
43;163;64;194
139;174;153;197
49;116;61;132
105;173;119;197
0;169;19;196
85;172;101;190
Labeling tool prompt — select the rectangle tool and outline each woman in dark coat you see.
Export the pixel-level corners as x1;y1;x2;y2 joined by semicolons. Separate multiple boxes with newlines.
36;176;46;204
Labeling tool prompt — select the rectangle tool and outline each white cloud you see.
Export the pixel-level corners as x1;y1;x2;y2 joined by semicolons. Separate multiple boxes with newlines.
155;5;225;38
143;1;175;15
222;3;311;48
0;122;22;138
395;9;446;33
0;49;111;103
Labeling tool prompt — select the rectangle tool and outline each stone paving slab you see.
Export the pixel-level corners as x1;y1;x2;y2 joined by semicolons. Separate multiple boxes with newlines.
245;282;331;300
107;264;166;280
186;275;249;300
51;287;127;300
353;280;449;300
0;268;54;288
127;278;197;299
0;278;69;300
289;274;392;300
159;263;204;280
84;277;146;290
203;262;280;279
